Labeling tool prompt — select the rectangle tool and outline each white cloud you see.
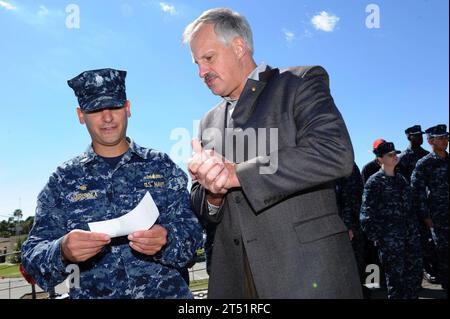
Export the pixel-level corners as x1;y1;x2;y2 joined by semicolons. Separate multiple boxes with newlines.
11;4;64;26
311;11;340;32
35;5;63;23
159;2;176;15
0;1;16;10
282;28;295;43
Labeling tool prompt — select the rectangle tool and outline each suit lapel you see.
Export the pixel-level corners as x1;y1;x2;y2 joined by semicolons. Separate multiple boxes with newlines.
232;66;279;127
202;66;279;159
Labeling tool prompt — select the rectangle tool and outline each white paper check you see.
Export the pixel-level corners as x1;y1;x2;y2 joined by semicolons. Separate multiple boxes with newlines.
88;191;160;238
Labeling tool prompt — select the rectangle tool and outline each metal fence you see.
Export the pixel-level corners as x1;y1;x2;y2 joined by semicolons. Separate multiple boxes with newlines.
1;250;208;299
0;251;35;299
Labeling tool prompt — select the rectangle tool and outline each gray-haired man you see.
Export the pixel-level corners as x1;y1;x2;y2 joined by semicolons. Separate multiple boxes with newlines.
184;8;362;299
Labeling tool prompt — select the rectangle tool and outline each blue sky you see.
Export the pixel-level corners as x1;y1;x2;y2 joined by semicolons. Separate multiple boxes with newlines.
0;0;448;220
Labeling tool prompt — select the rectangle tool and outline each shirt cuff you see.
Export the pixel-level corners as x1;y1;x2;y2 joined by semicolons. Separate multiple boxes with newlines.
51;237;70;274
207;200;220;216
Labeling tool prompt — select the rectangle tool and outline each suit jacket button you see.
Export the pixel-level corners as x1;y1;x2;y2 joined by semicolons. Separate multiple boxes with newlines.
233;238;240;245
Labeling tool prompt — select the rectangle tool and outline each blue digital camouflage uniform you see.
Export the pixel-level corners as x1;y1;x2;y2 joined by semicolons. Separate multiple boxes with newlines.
398;145;437;287
397;147;429;184
21;140;203;298
335;163;364;232
361;159;381;185
360;170;422;299
335;163;367;292
411;151;449;290
67;68;128;112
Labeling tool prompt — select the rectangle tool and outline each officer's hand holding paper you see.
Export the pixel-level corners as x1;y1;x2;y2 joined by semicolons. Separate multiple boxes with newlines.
88;191;160;238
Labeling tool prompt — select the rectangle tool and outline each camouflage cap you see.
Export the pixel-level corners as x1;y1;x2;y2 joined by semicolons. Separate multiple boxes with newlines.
425;124;449;138
373;141;401;157
405;125;425;135
67;68;127;112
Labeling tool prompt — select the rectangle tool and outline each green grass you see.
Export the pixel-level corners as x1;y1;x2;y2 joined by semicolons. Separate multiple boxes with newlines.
1;262;210;287
0;263;21;278
189;278;208;291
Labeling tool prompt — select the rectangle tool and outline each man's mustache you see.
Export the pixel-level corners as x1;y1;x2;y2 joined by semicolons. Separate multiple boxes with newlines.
204;72;218;83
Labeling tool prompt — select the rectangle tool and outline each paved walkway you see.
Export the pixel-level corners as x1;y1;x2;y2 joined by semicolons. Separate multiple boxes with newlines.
364;277;446;299
0;277;67;299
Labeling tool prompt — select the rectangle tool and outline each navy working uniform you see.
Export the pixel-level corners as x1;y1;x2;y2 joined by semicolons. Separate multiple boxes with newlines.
361;159;381;185
398;125;437;285
335;163;367;293
360;142;422;299
360;139;386;290
335;162;364;232
411;124;449;292
21;68;203;298
397;125;430;183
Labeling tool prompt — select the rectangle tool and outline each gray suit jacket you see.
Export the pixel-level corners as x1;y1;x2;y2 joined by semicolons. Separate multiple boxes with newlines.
191;65;363;299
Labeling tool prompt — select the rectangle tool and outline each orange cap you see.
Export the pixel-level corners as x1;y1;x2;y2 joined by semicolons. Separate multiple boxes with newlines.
372;138;386;151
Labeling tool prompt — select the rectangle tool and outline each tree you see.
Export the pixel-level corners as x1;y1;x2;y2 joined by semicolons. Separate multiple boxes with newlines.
13;209;23;223
12;209;23;235
1;219;15;237
0;210;31;237
6;236;27;264
0;220;11;237
21;216;34;234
